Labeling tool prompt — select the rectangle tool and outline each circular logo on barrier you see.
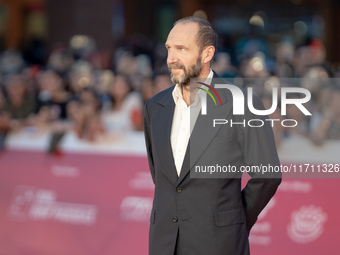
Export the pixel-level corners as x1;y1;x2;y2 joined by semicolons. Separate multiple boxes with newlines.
287;205;327;244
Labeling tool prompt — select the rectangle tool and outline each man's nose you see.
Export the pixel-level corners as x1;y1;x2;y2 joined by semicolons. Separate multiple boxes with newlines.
167;51;179;64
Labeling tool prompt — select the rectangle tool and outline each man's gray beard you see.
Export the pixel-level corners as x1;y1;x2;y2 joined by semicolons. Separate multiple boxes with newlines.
170;57;202;86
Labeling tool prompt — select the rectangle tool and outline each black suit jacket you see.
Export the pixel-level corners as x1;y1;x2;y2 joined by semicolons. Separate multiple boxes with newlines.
144;72;281;255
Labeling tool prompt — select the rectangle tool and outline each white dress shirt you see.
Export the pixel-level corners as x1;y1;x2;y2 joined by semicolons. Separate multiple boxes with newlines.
170;69;214;176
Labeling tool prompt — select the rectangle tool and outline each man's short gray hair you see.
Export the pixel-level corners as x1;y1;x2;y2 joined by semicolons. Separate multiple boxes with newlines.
174;16;217;53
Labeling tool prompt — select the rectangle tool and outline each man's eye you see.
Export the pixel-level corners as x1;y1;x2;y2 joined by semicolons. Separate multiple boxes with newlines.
180;48;184;51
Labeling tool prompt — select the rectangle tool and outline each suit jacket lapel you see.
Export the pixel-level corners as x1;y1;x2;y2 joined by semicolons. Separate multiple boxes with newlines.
153;87;178;185
177;74;233;185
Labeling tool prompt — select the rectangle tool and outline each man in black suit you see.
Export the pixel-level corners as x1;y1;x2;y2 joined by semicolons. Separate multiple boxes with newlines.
144;16;281;255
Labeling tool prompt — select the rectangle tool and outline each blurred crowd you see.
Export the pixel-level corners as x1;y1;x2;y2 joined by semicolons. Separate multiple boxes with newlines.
0;33;339;152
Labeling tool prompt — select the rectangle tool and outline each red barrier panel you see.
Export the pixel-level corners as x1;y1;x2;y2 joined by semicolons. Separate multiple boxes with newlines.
249;177;340;255
0;149;339;254
0;150;152;255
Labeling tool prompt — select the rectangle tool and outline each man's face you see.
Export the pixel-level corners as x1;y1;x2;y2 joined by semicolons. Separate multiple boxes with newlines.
165;22;202;86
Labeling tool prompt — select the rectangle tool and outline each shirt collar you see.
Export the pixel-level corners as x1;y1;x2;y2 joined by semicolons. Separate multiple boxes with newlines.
172;69;214;106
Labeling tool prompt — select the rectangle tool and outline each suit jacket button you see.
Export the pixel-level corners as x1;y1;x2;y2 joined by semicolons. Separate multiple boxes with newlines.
176;187;182;193
172;217;178;223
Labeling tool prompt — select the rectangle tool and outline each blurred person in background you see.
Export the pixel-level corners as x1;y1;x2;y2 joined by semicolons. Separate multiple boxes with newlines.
311;87;340;145
240;52;270;79
115;50;138;77
285;93;310;137
141;77;154;104
135;54;153;78
211;52;238;78
0;74;35;149
0;50;25;80
308;39;326;67
261;94;286;148
293;45;311;77
116;53;153;92
69;35;97;61
309;84;332;136
95;69;114;107
274;37;295;78
0;86;8;149
35;69;70;125
47;48;74;78
300;66;331;142
101;74;143;132
301;66;330;94
153;73;173;94
0;87;5;110
69;60;95;98
2;74;35;126
292;39;327;78
153;43;169;75
239;53;270;100
0;84;6;111
69;87;104;142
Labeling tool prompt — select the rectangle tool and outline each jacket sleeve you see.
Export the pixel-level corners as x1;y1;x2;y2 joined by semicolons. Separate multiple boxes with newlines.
238;94;282;233
144;100;155;184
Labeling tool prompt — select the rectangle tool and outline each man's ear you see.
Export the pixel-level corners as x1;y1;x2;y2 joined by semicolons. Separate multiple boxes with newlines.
202;46;215;64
